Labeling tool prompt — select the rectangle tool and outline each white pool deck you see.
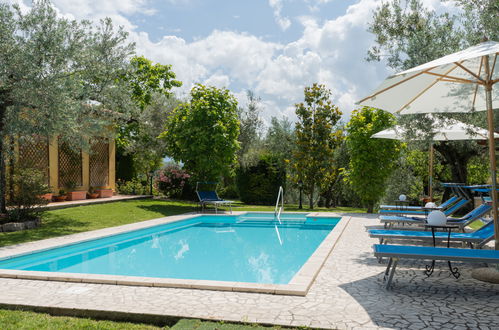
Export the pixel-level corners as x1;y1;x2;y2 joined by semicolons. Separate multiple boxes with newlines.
0;212;497;329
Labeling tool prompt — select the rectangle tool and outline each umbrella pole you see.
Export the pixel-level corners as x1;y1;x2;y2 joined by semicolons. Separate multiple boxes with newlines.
485;85;498;251
428;143;434;201
483;55;499;251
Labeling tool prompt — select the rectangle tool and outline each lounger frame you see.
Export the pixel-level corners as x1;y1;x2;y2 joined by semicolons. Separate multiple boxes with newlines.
373;244;499;289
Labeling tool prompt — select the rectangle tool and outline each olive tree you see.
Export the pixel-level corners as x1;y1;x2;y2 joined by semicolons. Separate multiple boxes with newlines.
0;0;136;213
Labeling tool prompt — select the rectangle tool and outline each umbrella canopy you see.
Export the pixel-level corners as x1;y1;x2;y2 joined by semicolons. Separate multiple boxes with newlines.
359;41;499;114
358;41;499;250
372;116;498;141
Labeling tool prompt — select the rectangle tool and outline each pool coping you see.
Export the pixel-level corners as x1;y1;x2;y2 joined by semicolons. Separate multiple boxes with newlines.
0;212;350;296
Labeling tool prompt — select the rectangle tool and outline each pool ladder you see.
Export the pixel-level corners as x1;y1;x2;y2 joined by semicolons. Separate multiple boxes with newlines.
274;186;284;245
274;186;284;224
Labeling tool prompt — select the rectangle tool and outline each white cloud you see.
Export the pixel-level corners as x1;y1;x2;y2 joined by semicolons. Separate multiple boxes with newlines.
10;0;400;122
268;0;291;31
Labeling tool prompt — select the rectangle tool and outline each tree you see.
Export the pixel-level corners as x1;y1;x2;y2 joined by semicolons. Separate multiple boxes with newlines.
117;94;181;181
161;84;240;181
125;56;182;111
264;116;295;162
319;130;345;208
116;56;182;180
0;1;135;213
367;0;463;71
344;107;401;213
291;84;342;209
237;90;263;165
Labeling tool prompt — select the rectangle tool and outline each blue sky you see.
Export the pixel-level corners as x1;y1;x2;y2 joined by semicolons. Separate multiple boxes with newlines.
129;0;352;44
13;0;455;124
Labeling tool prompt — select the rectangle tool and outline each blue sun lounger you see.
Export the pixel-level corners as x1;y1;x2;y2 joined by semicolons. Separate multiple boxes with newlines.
379;203;491;230
196;190;233;214
379;198;469;216
369;220;494;248
379;196;459;211
373;244;499;289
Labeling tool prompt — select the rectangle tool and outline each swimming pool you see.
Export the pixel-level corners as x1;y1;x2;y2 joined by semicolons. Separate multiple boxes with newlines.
0;212;346;295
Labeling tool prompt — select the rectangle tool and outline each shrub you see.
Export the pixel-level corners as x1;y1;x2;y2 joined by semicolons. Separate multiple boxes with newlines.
116;179;149;195
156;164;190;198
7;167;50;223
236;154;286;205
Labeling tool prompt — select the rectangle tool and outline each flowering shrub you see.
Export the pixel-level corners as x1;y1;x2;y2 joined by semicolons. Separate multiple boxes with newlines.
156;164;190;198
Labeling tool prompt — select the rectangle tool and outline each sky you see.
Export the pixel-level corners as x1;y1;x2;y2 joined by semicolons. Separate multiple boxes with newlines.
12;0;456;124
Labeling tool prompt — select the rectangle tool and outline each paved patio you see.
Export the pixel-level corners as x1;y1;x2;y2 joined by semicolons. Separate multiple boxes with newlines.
0;213;497;329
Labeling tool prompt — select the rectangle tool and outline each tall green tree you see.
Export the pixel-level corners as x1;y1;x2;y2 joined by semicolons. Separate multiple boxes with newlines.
237;90;263;166
319;128;345;208
264;116;295;162
0;0;135;213
117;94;181;181
291;84;342;209
116;56;182;180
125;56;182;111
161;84;240;181
344;107;401;213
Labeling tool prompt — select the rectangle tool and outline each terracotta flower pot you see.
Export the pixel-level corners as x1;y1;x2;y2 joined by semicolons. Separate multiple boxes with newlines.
39;193;53;201
66;191;87;201
53;195;67;202
96;189;113;198
87;192;99;199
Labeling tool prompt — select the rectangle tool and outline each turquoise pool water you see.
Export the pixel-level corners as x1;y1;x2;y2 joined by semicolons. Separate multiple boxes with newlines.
0;213;340;284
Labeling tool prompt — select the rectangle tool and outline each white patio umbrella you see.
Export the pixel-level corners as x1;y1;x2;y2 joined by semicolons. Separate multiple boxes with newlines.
358;41;499;250
372;116;499;200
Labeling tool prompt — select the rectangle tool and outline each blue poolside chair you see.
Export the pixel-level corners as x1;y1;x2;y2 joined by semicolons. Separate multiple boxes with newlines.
379;196;459;211
369;220;494;248
196;182;233;214
379;203;492;230
379;197;469;216
373;244;499;289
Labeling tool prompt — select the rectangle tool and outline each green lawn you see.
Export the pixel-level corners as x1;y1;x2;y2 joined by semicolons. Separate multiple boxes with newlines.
0;198;364;248
0;309;290;329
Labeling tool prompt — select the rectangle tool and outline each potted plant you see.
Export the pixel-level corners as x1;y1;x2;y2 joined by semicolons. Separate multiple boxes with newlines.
95;188;113;198
39;192;53;201
87;186;99;199
53;189;67;202
64;182;86;201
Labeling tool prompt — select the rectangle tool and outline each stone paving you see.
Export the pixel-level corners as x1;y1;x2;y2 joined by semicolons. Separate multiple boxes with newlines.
0;214;498;329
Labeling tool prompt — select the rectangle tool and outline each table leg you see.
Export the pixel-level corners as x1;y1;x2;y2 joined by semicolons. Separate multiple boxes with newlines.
446;228;460;278
425;227;436;277
425;260;435;277
448;261;460;279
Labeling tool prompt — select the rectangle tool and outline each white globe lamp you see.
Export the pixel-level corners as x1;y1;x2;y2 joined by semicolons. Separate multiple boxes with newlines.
398;194;407;201
427;210;447;226
425;202;437;208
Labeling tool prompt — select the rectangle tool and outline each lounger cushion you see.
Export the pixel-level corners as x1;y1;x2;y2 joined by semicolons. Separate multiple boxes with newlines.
373;244;499;263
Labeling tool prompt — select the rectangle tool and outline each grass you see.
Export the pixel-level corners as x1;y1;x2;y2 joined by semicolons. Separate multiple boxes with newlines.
0;309;292;329
0;198;364;248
